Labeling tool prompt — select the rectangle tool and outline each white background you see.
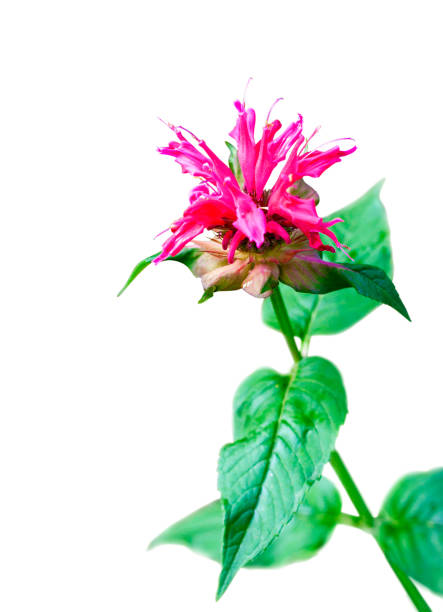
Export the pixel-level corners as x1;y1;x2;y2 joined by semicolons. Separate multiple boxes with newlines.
1;1;442;610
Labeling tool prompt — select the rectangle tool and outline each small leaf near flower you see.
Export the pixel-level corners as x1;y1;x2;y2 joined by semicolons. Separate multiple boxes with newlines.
117;248;202;297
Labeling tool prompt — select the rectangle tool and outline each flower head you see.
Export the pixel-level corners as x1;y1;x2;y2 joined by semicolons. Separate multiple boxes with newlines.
154;94;356;297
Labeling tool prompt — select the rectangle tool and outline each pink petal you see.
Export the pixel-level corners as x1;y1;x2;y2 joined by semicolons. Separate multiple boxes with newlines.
297;141;357;178
229;101;257;194
254;116;304;199
227;229;246;264
266;220;291;244
154;221;205;263
232;190;266;248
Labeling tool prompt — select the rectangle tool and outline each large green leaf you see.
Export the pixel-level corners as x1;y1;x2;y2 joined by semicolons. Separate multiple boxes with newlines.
377;468;443;595
262;180;394;338
117;248;201;296
148;477;341;567
217;358;347;598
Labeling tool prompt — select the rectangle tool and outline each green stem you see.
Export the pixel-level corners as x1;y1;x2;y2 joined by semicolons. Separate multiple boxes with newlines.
270;285;432;612
330;451;374;527
337;512;372;531
330;450;431;612
386;560;432;612
270;286;302;363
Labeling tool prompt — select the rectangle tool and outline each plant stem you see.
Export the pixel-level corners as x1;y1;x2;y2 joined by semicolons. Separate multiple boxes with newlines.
270;285;432;612
337;512;372;531
330;450;431;612
270;286;302;363
387;561;432;612
329;451;374;527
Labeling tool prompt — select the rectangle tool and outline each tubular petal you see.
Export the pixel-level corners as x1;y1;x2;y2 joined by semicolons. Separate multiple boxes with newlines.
229;102;257;194
154;221;205;263
266;220;291;244
227;230;246;264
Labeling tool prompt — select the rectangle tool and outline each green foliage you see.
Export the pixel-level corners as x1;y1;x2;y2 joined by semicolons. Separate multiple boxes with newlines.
273;259;408;320
217;358;347;598
377;468;443;595
117;248;201;296
149;500;222;562
225;141;244;187
262;180;395;338
198;287;215;303
149;477;341;567
332;263;409;320
248;477;341;567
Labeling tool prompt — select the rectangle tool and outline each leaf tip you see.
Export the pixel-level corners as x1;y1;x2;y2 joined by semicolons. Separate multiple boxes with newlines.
363;177;386;202
215;576;229;601
146;537;159;551
403;308;412;322
394;295;411;322
198;287;215;304
216;560;239;601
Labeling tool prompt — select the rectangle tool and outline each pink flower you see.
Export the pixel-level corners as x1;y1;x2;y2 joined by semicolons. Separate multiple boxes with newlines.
153;93;355;297
119;107;408;318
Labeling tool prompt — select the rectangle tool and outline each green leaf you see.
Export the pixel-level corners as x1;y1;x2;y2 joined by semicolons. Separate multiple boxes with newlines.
216;357;347;599
117;247;201;296
148;477;341;567
149;500;222;562
328;262;409;321
117;252;159;297
225;141;244;187
248;476;341;567
198;287;215;303
262;180;394;338
377;468;443;595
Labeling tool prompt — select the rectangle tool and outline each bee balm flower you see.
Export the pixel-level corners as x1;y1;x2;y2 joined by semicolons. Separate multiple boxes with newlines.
119;94;409;321
153;95;355;298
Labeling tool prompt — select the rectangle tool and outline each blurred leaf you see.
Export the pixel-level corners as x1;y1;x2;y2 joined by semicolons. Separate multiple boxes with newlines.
377;468;443;595
149;477;341;567
149;500;222;562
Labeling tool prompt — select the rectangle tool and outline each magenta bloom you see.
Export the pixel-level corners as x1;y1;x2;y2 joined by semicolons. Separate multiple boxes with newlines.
119;95;409;317
154;97;355;268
